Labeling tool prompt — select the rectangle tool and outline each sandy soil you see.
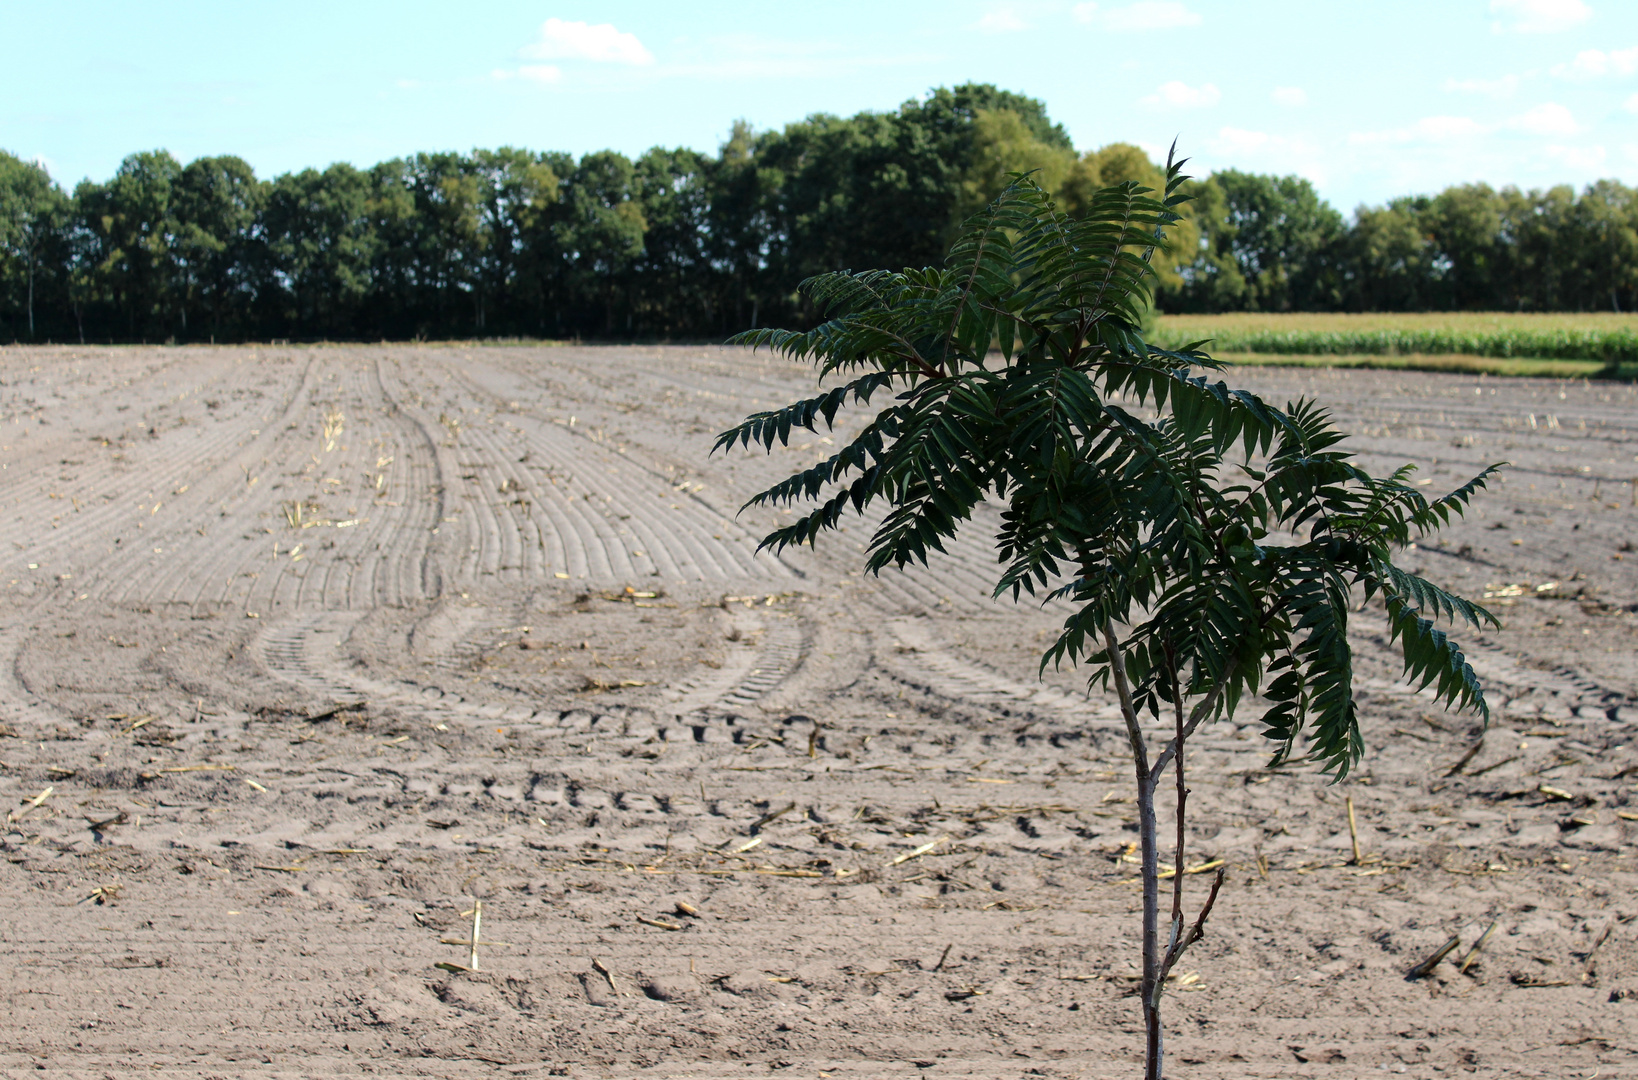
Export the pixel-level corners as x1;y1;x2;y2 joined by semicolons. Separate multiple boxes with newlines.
0;344;1635;1079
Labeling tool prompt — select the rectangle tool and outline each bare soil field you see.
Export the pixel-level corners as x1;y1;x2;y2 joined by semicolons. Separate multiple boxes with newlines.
1;344;1635;1079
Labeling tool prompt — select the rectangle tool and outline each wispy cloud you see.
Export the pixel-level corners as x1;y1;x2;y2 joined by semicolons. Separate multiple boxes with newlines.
1549;46;1638;80
1141;80;1220;108
1545;143;1606;169
1212;127;1273;152
1349;116;1490;145
1507;102;1580;135
645;34;936;82
1206;128;1328;185
1489;0;1591;34
976;6;1029;32
1443;74;1522;98
493;65;562;84
1271;86;1306;107
520;18;654;65
1073;2;1201;31
1350;103;1579;145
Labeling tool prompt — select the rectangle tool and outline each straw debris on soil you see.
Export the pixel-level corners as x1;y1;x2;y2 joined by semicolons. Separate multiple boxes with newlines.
0;344;1633;1076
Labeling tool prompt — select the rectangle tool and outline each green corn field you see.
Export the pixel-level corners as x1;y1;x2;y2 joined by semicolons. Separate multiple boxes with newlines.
1151;312;1638;376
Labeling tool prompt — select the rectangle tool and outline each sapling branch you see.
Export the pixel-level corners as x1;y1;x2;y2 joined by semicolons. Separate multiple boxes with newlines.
1103;619;1163;1080
1169;662;1187;949
1140;652;1226;1019
1103;621;1150;780
1158;867;1227;996
1148;666;1234;783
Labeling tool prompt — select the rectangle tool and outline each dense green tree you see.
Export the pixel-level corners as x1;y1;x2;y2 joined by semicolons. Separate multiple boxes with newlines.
551;150;647;335
403;152;486;331
11;84;1638;341
360;159;424;337
1344;198;1437;311
702;121;777;334
262;163;375;336
628;147;714;336
749;83;1072;328
1568;179;1638;312
954;108;1078;222
0;152;71;339
1187;169;1346;312
1161;176;1245;313
470;147;564;334
755;110;948;293
1422;183;1508;310
1504;184;1578;311
172;155;262;339
76;150;184;339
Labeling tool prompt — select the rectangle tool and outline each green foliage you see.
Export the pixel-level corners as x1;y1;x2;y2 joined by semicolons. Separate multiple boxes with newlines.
8;80;1638;343
1176;169;1347;313
719;166;1499;779
172;155;262;336
263;163;377;333
0;150;71;336
1150;315;1638;368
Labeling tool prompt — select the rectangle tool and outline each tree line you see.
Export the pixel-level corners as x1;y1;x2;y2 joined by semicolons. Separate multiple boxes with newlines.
3;82;1636;344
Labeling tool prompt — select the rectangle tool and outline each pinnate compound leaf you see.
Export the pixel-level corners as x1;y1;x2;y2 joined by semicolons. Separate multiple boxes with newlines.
719;165;1497;785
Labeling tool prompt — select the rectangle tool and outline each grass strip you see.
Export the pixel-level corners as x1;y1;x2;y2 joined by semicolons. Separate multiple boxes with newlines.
1212;351;1620;379
1153;313;1638;370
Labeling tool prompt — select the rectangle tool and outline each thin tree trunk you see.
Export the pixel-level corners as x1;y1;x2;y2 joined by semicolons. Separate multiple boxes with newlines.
1104;622;1163;1080
1137;758;1162;1079
1170;669;1189;960
26;253;35;339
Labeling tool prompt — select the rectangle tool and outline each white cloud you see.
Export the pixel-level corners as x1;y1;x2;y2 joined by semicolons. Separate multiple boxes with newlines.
1073;2;1201;31
643;34;935;82
1213;127;1270;152
976;7;1029;32
1349;116;1489;145
1416;116;1490;140
1443;74;1521;97
1545;143;1606;169
1507;102;1580;135
1349;103;1578;148
521;18;653;65
1490;0;1591;34
1549;46;1638;80
1205;128;1329;185
1271;86;1306;106
492;64;563;84
494;28;928;89
1141;80;1220;108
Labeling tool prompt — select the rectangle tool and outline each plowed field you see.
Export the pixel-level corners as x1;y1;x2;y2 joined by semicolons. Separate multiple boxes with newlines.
1;345;1635;1078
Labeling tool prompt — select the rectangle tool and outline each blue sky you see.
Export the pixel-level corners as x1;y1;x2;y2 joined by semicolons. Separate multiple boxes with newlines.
5;0;1638;212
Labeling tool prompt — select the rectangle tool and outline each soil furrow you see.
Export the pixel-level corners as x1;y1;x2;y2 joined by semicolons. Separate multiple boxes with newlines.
1;345;1634;1079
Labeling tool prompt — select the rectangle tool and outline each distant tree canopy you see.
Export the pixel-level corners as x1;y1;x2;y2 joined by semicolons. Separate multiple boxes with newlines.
4;82;1638;343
